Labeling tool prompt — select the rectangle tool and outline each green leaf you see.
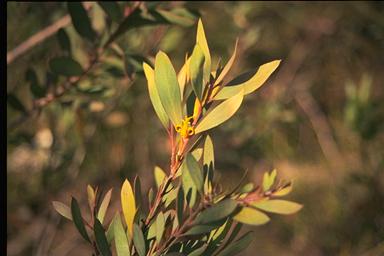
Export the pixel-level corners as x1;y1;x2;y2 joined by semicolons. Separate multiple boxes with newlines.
98;2;123;22
251;199;303;215
121;179;136;237
49;57;83;77
67;2;96;41
154;166;167;188
214;39;238;86
195;199;237;224
134;176;143;215
26;68;46;98
177;187;185;224
155;211;165;243
57;28;71;53
156;8;198;27
113;213;131;256
188;244;208;256
7;94;26;113
195;90;243;134
94;219;112;256
52;201;72;220
192;148;203;161
71;197;90;243
203;135;214;193
97;189;112;224
216;231;253;256
186;154;204;192
262;169;277;191
196;19;211;84
143;62;169;128
155;51;183;126
185;220;226;236
239;183;254;194
132;224;146;256
214;60;281;100
234;207;270;225
189;44;205;101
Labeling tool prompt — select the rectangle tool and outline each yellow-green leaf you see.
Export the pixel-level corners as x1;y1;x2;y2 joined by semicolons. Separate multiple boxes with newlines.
262;169;277;191
87;185;95;212
191;148;203;161
195;90;243;134
196;19;211;83
154;166;166;188
177;56;191;100
121;179;136;236
214;39;238;86
203;135;214;194
214;60;281;100
189;44;205;101
143;63;169;128
155;211;165;243
154;51;183;126
52;201;72;220
234;207;270;226
97;189;112;224
273;182;293;197
113;213;131;256
251;199;303;215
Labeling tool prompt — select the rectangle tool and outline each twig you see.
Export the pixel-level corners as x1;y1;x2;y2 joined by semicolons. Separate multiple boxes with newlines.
7;3;93;65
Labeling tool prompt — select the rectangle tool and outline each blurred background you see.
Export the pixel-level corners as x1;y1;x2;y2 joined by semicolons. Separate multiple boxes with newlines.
7;2;384;256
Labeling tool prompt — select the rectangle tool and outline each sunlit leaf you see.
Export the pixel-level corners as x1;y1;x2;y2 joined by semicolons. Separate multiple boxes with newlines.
234;207;270;225
189;44;205;101
156;211;165;243
143;62;169;128
52;201;72;220
71;197;91;243
262;169;276;191
214;39;238;86
94;219;112;256
87;185;95;213
177;56;191;100
195;199;237;224
113;213;131;256
185;154;204;192
273;182;293;197
155;51;183;126
214;60;281;100
132;224;146;256
196;19;211;84
49;57;83;77
192;148;203;161
154;166;167;188
203;135;214;194
121;179;136;237
251;199;303;215
67;2;96;41
195;90;243;134
97;189;112;224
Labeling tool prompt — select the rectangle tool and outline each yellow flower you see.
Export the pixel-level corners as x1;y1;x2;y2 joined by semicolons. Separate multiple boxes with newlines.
175;116;195;139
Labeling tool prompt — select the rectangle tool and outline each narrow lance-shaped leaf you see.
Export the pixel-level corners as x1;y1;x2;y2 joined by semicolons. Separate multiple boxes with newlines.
195;199;238;224
113;213;131;256
214;60;281;100
97;189;112;224
71;197;91;243
98;2;123;22
132;224;146;256
251;199;303;215
214;38;238;86
52;201;72;220
203;135;214;194
155;211;165;243
234;207;270;226
154;51;183;126
262;169;277;191
94;219;112;256
185;154;204;192
177;55;191;101
216;231;254;256
273;182;293;197
195;90;243;134
121;179;136;237
156;8;198;27
189;44;205;101
196;19;211;84
143;63;169;128
87;185;96;214
67;2;96;41
154;166;166;188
